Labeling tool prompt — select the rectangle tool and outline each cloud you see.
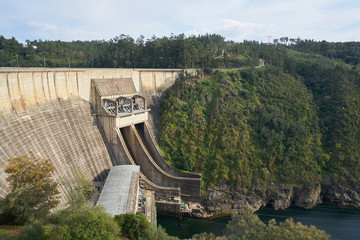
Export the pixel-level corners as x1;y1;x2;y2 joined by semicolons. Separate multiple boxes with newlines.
185;19;270;42
27;21;57;31
220;19;269;40
1;0;360;42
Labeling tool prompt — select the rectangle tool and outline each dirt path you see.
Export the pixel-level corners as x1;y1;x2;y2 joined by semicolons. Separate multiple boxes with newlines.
0;226;24;240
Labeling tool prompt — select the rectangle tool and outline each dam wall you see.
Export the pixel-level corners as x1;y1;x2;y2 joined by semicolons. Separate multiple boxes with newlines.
0;68;183;111
0;67;189;202
0;98;113;203
0;68;188;138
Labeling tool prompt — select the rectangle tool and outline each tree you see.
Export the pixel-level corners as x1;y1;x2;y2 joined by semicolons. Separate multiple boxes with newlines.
15;220;44;240
225;208;266;240
114;212;155;240
225;208;330;240
266;218;330;240
192;232;227;240
65;175;94;212
50;205;120;240
0;152;60;224
114;212;177;240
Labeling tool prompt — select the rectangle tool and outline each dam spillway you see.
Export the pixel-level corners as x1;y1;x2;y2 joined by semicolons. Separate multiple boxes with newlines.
0;67;200;206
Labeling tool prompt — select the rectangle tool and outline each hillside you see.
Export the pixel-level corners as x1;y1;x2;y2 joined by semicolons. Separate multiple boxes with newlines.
158;43;360;211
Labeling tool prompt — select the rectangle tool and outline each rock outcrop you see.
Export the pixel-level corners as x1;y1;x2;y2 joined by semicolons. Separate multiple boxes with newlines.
203;181;326;215
266;184;293;210
293;183;322;209
204;182;267;215
322;175;360;208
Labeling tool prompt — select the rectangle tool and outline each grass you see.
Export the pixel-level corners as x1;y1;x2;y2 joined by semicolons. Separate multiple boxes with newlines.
0;228;14;237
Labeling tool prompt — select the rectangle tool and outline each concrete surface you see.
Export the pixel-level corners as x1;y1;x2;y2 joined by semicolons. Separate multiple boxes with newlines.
96;165;140;216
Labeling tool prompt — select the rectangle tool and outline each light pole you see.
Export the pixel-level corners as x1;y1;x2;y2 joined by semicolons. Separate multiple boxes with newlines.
114;60;116;68
91;58;95;69
68;57;70;68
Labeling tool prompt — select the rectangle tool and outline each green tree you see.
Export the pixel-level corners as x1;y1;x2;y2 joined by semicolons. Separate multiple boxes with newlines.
225;208;266;240
65;175;94;212
50;205;120;240
225;208;330;240
192;232;226;240
115;212;155;240
15;220;44;240
0;152;60;224
266;218;330;240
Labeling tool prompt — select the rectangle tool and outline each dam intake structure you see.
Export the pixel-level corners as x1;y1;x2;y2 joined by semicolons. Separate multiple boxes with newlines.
0;67;200;215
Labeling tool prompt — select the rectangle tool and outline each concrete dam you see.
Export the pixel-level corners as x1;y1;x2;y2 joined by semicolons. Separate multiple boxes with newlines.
0;67;201;209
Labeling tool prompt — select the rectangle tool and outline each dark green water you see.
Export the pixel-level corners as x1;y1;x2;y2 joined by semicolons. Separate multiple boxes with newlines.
157;203;360;240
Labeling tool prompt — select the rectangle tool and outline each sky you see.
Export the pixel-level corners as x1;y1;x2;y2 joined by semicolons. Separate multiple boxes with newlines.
1;0;360;43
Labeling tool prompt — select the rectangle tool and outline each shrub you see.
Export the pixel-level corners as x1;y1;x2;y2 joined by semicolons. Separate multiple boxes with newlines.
15;221;44;240
50;206;120;240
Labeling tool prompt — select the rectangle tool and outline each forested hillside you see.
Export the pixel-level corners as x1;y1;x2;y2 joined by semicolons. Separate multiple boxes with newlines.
158;42;360;208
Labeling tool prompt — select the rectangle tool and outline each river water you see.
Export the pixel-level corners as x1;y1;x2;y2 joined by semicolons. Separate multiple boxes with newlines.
157;202;360;240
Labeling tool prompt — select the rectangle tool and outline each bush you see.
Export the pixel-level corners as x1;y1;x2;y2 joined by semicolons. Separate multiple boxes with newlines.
50;206;120;240
156;225;178;240
15;220;44;240
114;212;177;240
115;212;155;240
0;229;14;237
225;208;330;240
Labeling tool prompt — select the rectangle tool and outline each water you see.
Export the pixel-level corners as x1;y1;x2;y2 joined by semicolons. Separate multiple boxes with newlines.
157;203;360;240
157;213;230;238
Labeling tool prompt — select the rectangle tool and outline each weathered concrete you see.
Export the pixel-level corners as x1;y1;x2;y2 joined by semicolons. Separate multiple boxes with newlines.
156;201;181;216
120;125;201;201
96;165;140;216
144;190;156;224
0;98;113;203
0;68;187;112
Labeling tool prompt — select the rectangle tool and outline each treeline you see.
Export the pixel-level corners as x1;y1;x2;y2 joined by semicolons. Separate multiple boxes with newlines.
291;40;360;65
0;34;258;68
159;41;360;192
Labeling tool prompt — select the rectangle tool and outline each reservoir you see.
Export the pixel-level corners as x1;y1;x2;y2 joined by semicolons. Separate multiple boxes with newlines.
157;202;360;240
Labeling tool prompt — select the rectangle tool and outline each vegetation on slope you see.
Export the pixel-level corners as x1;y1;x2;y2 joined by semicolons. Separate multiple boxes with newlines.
159;42;360;192
159;66;323;189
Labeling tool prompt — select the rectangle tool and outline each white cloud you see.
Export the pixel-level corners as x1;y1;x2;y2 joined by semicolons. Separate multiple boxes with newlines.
1;0;360;42
27;21;57;31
